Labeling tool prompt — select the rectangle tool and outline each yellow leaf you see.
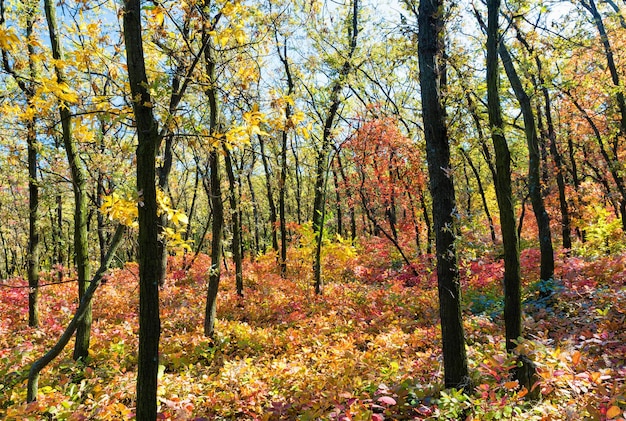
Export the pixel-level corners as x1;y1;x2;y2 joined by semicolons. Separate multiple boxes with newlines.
606;406;621;419
0;27;19;50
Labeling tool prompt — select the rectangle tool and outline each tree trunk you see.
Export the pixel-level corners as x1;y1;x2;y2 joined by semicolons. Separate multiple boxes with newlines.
276;36;293;277
313;0;359;294
27;225;126;402
485;0;522;353
203;33;224;337
223;147;243;297
332;162;344;238
246;166;261;257
459;147;497;244
498;40;554;281
336;153;357;242
484;3;539;396
43;0;93;361
582;0;626;135
122;0;162;417
417;0;469;390
258;134;279;254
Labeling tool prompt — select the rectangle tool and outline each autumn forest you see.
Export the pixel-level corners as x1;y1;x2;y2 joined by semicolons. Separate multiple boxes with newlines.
1;0;625;419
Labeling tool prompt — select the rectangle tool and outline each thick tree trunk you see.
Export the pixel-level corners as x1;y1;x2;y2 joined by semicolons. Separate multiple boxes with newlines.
485;0;522;353
417;0;469;390
123;0;162;418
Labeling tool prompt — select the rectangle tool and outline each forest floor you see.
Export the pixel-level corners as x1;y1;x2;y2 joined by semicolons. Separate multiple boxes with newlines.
1;240;625;420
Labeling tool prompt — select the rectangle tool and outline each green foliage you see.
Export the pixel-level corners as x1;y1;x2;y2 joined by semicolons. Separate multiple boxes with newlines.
578;205;625;258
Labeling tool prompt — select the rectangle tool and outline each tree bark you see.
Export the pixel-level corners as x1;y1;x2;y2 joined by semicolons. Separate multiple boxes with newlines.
203;32;224;337
498;40;554;281
223;146;243;297
485;0;522;353
2;1;41;328
416;0;469;390
43;0;93;361
122;0;162;417
258;134;279;254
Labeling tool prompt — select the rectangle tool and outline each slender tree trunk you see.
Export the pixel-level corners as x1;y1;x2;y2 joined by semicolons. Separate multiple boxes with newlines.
459;147;497;244
291;138;303;225
511;25;573;250
223;147;243;297
582;0;626;135
44;0;93;361
419;190;433;255
313;0;359;294
336;153;357;242
499;40;554;281
183;169;200;245
276;37;293;277
484;0;539;396
246;168;261;257
123;0;162;417
566;129;585;242
27;225;126;402
203;34;224;337
27;118;40;328
332;163;344;237
23;10;40;329
258;135;279;254
416;0;469;390
1;1;43;327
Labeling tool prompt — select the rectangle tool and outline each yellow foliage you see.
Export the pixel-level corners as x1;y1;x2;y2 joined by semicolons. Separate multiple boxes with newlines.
38;77;79;106
0;27;19;51
100;192;138;227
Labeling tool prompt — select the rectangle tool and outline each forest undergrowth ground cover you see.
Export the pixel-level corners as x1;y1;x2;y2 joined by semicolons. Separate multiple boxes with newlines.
1;241;625;420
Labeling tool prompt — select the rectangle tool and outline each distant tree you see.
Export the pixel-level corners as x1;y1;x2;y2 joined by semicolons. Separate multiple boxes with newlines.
0;0;41;327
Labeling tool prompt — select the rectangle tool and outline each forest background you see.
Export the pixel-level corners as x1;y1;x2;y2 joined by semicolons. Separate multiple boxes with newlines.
0;0;625;419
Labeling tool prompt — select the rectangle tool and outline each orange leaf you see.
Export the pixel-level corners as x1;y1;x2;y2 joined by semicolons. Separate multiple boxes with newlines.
606;406;621;419
590;372;602;384
504;381;518;390
572;350;581;365
517;387;528;398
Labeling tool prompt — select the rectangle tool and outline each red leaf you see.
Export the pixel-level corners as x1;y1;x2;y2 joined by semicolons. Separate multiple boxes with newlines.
377;396;396;406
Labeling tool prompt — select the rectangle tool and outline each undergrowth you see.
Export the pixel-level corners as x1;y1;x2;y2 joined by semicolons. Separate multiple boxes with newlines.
0;244;624;420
